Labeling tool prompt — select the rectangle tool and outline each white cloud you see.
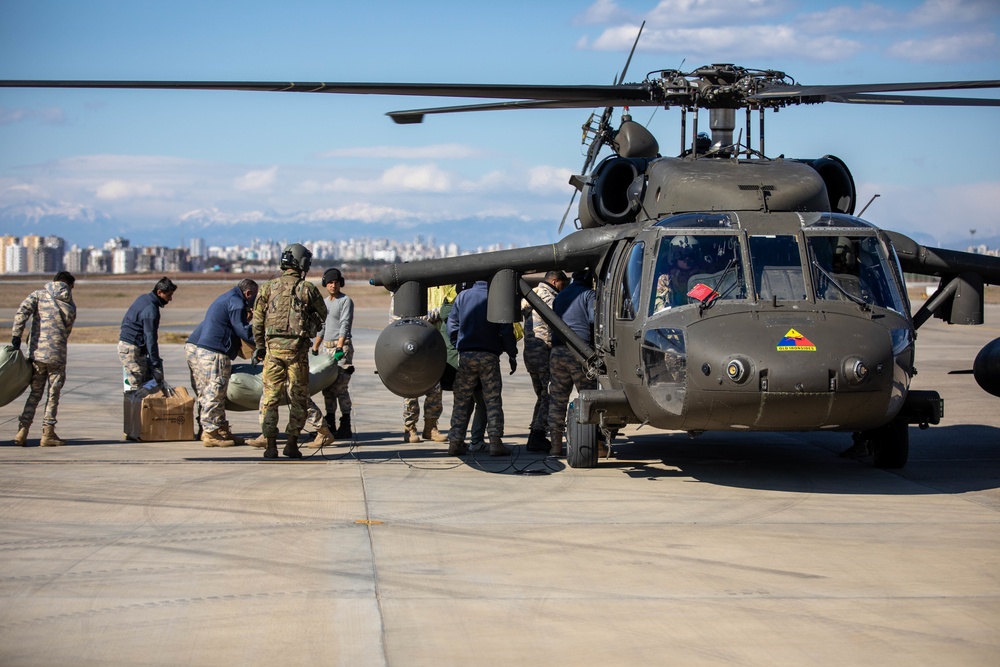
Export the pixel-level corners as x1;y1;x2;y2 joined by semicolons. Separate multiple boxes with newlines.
234;166;278;192
647;0;785;27
527;166;574;193
381;164;454;191
795;4;899;33
575;0;626;26
323;163;455;194
596;25;863;61
910;0;1000;27
888;32;998;62
319;144;482;159
179;207;272;225
300;204;422;223
94;180;157;201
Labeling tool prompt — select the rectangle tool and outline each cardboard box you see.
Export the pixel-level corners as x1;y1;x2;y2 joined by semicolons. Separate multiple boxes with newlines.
123;387;196;442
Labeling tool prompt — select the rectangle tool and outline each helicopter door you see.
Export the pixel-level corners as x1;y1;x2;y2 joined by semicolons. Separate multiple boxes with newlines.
610;240;645;387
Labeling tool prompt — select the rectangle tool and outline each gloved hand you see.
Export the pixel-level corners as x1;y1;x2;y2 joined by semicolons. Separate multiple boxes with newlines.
311;348;319;356
509;356;517;375
333;348;346;362
252;348;266;365
151;362;165;385
10;336;21;350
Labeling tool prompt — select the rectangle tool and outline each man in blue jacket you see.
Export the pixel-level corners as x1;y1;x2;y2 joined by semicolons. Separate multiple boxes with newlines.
186;279;259;447
446;281;518;457
119;277;177;395
548;270;599;457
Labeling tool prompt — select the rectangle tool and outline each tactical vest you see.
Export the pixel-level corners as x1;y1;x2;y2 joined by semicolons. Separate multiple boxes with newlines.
264;275;322;339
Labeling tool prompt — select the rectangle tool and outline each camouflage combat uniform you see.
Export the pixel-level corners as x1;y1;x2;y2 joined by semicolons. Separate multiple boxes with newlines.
118;341;151;389
522;281;559;434
548;277;597;437
323;310;354;422
446;281;518;443
403;383;443;428
252;269;327;439
547;346;597;435
186;285;256;435
12;281;76;427
185;343;232;432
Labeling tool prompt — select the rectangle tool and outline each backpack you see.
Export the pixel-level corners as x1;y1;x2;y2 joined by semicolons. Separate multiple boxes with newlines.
264;275;322;339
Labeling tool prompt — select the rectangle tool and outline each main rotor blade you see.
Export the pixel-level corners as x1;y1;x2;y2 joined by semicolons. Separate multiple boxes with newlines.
616;21;645;86
387;98;637;124
821;93;1000;107
0;79;653;103
753;79;1000;101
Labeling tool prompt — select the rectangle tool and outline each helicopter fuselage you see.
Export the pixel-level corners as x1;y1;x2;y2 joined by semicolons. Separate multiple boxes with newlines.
584;211;916;435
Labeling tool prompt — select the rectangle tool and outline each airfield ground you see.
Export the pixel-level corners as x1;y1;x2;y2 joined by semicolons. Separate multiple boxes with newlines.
0;281;998;665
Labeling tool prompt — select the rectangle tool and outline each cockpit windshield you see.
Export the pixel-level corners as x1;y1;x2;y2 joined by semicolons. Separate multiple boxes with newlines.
649;234;746;315
807;235;907;313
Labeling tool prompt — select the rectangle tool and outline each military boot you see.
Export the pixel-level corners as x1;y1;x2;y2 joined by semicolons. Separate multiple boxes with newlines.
549;433;563;457
283;434;303;459
247;434;268;448
489;435;510;457
404;426;422;443
263;437;279;459
14;423;29;447
448;439;468;456
334;414;352;440
306;423;335;448
40;425;66;447
218;421;245;446
525;429;550;452
201;429;236;447
422;418;448;442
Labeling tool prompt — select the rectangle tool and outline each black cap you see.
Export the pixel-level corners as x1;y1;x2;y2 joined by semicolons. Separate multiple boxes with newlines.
322;268;344;286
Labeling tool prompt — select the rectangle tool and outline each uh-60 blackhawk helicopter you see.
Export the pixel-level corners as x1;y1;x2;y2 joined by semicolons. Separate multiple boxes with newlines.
5;36;1000;470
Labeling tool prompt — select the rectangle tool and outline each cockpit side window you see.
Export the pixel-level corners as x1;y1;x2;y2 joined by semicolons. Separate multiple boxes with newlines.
618;241;644;320
649;234;746;314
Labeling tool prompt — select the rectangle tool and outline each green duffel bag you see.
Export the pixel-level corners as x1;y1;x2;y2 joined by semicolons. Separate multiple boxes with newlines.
225;352;341;412
0;344;33;408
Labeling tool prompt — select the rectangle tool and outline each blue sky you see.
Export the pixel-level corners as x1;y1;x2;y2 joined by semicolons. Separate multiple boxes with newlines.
1;0;998;250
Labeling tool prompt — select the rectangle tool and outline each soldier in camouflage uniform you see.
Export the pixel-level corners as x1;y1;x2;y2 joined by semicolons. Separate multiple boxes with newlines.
521;270;567;451
186;279;258;447
548;271;599;457
402;385;445;443
251;243;327;460
11;272;77;447
400;284;456;444
446;281;518;457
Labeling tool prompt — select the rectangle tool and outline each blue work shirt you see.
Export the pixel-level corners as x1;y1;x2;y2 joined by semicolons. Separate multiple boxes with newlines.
552;280;596;345
447;281;517;358
187;286;255;359
119;291;167;366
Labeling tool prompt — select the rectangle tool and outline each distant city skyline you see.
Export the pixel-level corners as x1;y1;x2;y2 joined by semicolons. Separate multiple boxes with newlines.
0;230;521;276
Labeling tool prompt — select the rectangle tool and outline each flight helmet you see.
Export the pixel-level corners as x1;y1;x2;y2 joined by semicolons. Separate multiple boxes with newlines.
667;235;700;265
280;243;312;273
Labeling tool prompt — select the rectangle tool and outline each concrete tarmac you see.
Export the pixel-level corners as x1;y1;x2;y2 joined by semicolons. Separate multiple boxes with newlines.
1;307;999;666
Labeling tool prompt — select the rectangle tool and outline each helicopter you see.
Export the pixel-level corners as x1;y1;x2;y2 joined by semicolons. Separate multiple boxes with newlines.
4;39;1000;470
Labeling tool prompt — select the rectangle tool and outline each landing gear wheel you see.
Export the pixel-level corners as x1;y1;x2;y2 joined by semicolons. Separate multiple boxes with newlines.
871;420;909;469
566;402;599;469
